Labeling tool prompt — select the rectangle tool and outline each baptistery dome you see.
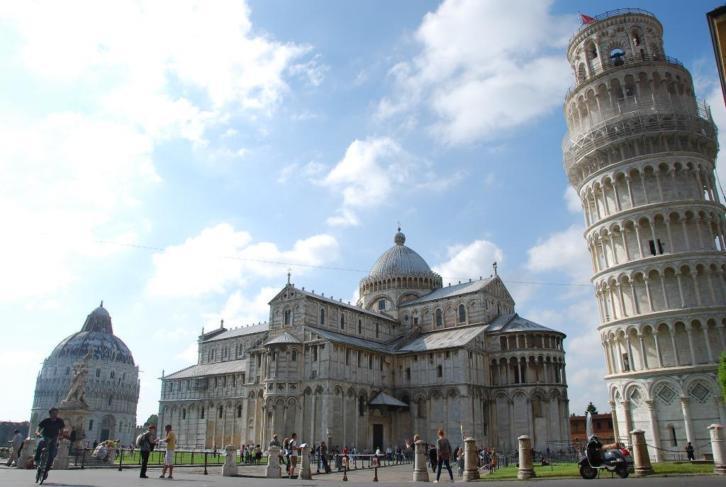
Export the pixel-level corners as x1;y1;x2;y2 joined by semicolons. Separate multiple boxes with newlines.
30;302;139;446
48;303;135;365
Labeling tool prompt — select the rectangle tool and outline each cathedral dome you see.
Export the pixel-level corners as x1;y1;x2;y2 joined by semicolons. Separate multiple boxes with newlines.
368;230;434;278
48;303;135;365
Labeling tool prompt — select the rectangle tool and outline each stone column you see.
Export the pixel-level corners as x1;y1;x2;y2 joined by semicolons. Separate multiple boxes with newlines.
630;429;653;477
16;437;36;469
517;435;535;480
298;444;312;480
222;445;238;476
645;400;661;462
266;445;281;478
680;397;694;445
52;439;71;470
609;400;621;444
708;424;726;475
413;439;430;482
463;437;480;481
622;400;633;447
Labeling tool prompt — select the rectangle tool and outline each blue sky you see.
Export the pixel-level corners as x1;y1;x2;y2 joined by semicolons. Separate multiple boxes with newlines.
1;0;724;424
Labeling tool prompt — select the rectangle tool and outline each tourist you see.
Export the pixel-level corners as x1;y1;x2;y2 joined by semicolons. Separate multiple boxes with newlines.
288;433;299;478
254;444;262;463
686;442;695;461
428;442;437;473
320;441;330;473
455;447;464;477
35;407;67;481
434;429;453;483
6;429;23;466
160;424;176;479
136;424;157;479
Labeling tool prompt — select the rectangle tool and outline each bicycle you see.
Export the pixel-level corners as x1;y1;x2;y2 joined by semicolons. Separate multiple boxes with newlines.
35;440;49;484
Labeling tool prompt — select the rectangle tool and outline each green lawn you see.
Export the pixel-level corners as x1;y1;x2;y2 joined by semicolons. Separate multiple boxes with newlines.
114;451;267;466
481;462;715;480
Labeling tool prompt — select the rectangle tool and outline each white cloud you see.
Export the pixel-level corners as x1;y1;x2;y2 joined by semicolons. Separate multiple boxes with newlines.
433;240;504;282
322;137;459;226
147;224;339;297
378;0;576;144
277;161;326;183
526;224;590;285
0;113;157;301
205;286;279;328
564;186;582;213
176;343;199;365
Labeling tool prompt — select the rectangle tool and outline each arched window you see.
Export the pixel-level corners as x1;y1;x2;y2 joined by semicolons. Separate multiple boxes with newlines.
284;309;291;325
340;313;345;330
358;396;366;416
670;425;678;446
435;309;443;327
458;304;466;323
378;299;386;311
237;405;242;418
218;405;224;418
358;319;362;334
320;308;325;325
200;407;205;419
182;408;186;420
375;323;380;338
292;350;297;361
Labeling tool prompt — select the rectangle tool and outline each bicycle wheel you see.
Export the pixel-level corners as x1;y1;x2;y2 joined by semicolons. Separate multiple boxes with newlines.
36;448;48;484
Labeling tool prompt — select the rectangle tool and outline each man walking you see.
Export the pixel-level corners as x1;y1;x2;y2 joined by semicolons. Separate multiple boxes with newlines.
685;442;695;461
160;424;176;479
434;429;454;483
6;429;23;466
137;424;157;478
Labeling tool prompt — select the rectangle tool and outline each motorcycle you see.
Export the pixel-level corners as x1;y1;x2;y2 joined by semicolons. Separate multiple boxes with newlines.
578;435;630;479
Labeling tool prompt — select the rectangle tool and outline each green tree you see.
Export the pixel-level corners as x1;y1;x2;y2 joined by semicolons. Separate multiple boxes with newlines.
145;414;158;427
585;402;598;415
719;352;726;402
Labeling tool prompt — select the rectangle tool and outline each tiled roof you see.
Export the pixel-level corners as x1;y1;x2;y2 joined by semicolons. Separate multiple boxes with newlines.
399;278;494;307
291;287;398;322
397;325;487;352
264;332;301;346
307;327;393;353
164;359;249;379
204;323;269;342
486;314;564;335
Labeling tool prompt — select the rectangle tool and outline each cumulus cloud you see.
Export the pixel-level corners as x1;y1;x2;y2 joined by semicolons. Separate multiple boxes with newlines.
322;137;460;226
526;224;590;285
205;287;279;328
565;186;582;214
433;240;504;282
378;0;576;144
147;224;339;297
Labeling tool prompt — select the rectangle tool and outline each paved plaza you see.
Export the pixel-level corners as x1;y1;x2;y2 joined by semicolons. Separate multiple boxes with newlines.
1;464;723;487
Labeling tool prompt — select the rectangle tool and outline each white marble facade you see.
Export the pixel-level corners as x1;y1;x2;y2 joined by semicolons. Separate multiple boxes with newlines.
160;230;570;453
30;304;140;446
563;9;726;459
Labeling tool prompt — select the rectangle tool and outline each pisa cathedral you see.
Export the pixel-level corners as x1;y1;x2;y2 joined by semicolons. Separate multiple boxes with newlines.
564;9;726;459
30;304;140;446
159;230;570;452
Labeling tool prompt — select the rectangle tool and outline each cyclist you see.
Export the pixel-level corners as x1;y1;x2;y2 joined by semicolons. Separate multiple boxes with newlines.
35;407;66;481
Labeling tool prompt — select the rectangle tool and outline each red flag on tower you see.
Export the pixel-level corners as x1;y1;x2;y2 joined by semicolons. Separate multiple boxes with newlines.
580;13;596;25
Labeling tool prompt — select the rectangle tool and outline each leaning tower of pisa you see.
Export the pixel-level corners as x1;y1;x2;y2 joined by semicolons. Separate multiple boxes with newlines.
563;9;726;460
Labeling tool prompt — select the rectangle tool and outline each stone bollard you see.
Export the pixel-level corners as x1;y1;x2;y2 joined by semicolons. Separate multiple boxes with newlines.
413;440;430;482
52;439;71;469
463;437;480;481
17;437;36;469
708;424;726;475
298;444;312;480
266;445;281;478
517;435;535;480
222;445;238;477
630;429;653;477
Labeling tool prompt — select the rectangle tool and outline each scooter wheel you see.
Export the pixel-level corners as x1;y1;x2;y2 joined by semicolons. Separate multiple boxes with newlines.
579;465;597;479
616;464;629;478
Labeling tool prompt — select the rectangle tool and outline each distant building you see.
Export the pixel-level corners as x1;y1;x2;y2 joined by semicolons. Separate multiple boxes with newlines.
563;9;726;461
30;303;140;446
159;230;571;453
570;413;614;447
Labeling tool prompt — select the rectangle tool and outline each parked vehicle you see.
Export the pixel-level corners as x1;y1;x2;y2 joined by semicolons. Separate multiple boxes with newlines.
578;436;629;479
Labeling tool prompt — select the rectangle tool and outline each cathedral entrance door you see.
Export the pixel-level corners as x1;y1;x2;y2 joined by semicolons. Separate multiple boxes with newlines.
100;429;110;441
372;424;383;450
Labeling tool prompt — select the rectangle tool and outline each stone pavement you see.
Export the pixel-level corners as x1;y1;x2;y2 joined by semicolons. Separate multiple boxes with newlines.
0;464;723;486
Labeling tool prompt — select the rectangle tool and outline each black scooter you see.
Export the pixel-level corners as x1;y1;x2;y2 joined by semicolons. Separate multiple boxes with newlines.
578;436;629;479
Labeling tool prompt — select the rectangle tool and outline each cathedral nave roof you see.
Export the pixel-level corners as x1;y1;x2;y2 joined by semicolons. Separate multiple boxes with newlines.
164;358;249;380
397;324;487;352
204;323;269;342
